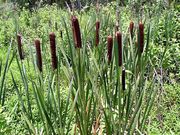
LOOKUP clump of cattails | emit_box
[17,34,24,60]
[122,68,126,90]
[116,32,122,66]
[138,21,144,53]
[129,21,134,38]
[107,35,113,63]
[49,32,58,70]
[35,39,42,72]
[95,21,100,46]
[71,16,82,48]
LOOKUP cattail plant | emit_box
[116,32,122,66]
[71,16,82,48]
[138,21,144,53]
[34,39,42,72]
[17,34,24,60]
[95,21,100,46]
[107,35,113,63]
[49,32,57,70]
[122,68,125,90]
[129,21,134,38]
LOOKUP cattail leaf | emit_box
[0,39,12,105]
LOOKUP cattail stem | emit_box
[139,22,144,53]
[116,32,122,66]
[122,68,125,90]
[115,24,119,33]
[107,35,113,63]
[71,16,82,48]
[35,39,42,72]
[17,34,24,60]
[49,32,57,70]
[95,21,100,46]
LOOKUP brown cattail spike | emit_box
[96,21,100,30]
[71,16,82,48]
[17,34,24,60]
[122,68,126,90]
[139,22,144,53]
[116,32,122,67]
[107,35,113,63]
[35,39,42,72]
[129,21,134,38]
[95,21,100,46]
[49,32,58,70]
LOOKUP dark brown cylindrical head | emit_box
[95,21,100,46]
[35,39,42,72]
[122,68,125,91]
[107,35,113,63]
[139,22,144,53]
[49,32,57,70]
[116,32,122,67]
[96,21,100,30]
[71,16,82,48]
[17,34,24,60]
[129,21,134,38]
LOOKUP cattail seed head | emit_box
[49,32,57,70]
[95,21,100,46]
[139,22,144,53]
[96,21,100,30]
[71,16,82,48]
[107,35,113,63]
[129,21,134,38]
[122,68,126,90]
[17,34,24,60]
[116,32,122,66]
[35,39,42,72]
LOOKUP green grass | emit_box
[148,84,180,134]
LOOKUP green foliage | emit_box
[149,8,180,81]
[148,84,180,134]
[0,107,12,135]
